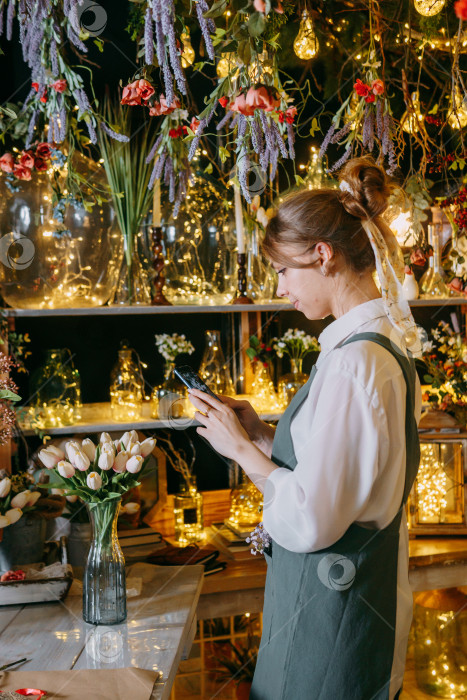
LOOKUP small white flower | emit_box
[98,451,113,471]
[100,432,113,445]
[58,460,76,478]
[126,455,144,474]
[113,450,129,473]
[140,437,156,457]
[86,472,102,490]
[39,445,65,469]
[74,450,90,472]
[81,438,96,462]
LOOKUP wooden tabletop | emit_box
[0,562,204,700]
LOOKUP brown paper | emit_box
[0,667,160,699]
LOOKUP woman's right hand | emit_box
[217,395,275,453]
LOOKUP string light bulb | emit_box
[293,10,319,60]
[413,0,446,16]
[216,52,236,78]
[181,32,195,68]
[401,92,425,134]
[448,88,467,130]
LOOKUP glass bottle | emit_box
[249,361,280,413]
[173,476,204,544]
[228,471,262,529]
[83,499,127,625]
[109,348,143,421]
[278,358,308,408]
[199,330,235,396]
[153,361,188,420]
[246,227,275,302]
[112,236,151,306]
[30,348,80,428]
[421,225,449,298]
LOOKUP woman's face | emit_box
[270,243,334,320]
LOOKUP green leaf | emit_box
[219,146,230,163]
[203,0,229,18]
[204,162,213,174]
[237,40,252,65]
[248,12,266,38]
[450,161,458,171]
[0,389,21,402]
[93,39,104,53]
[309,118,319,137]
[295,175,306,187]
[249,335,259,347]
[423,374,434,383]
[246,348,256,361]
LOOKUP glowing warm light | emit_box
[448,88,467,130]
[216,53,236,78]
[293,10,319,60]
[414,0,446,17]
[401,92,424,134]
[389,211,416,246]
[181,32,195,68]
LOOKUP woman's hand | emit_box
[219,395,276,458]
[188,389,251,461]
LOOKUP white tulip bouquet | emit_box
[0,476,41,531]
[38,430,156,504]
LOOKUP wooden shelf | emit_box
[16,401,284,436]
[408,298,467,306]
[3,302,294,317]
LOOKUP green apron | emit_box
[250,332,420,700]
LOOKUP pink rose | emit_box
[274,1,284,12]
[19,150,35,169]
[51,79,67,93]
[254,0,266,11]
[135,79,155,102]
[228,92,256,116]
[455,0,467,20]
[245,86,281,112]
[121,81,142,106]
[371,79,384,95]
[0,153,14,173]
[448,277,465,293]
[149,95,181,116]
[285,106,297,124]
[13,164,32,181]
[36,142,51,159]
[410,248,427,267]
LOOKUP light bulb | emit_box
[181,32,195,68]
[448,88,467,129]
[414,0,446,16]
[401,92,424,134]
[293,10,319,60]
[216,52,236,78]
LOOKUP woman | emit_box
[188,156,421,700]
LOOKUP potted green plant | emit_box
[213,638,258,700]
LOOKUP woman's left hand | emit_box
[188,389,251,460]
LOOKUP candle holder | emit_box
[151,225,172,306]
[232,253,253,305]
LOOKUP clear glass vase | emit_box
[249,362,280,413]
[109,348,144,421]
[83,499,127,625]
[228,471,262,529]
[421,225,449,299]
[112,237,151,306]
[199,330,235,396]
[246,227,275,302]
[29,348,81,428]
[173,476,204,544]
[278,358,308,407]
[153,360,188,420]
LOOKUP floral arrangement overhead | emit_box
[246,334,275,367]
[155,333,195,363]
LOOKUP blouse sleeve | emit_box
[262,366,391,553]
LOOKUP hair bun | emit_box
[338,155,391,220]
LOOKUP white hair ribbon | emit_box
[340,180,421,357]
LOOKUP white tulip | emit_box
[26,491,41,506]
[5,508,22,525]
[126,455,144,474]
[81,438,96,462]
[66,494,78,503]
[122,502,140,515]
[98,451,113,471]
[114,439,122,453]
[65,441,81,464]
[86,472,102,490]
[126,440,141,456]
[0,514,10,528]
[74,450,90,472]
[51,488,65,496]
[10,491,29,509]
[57,460,76,478]
[120,431,131,449]
[0,477,11,498]
[120,430,138,449]
[100,432,112,444]
[140,437,156,458]
[113,450,129,473]
[39,446,64,469]
[102,441,115,457]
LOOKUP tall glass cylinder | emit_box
[199,330,235,396]
[110,348,143,421]
[421,225,449,298]
[83,499,126,625]
[30,348,81,428]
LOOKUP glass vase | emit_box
[199,330,235,396]
[246,227,275,302]
[154,361,188,420]
[112,237,151,306]
[249,362,280,413]
[29,348,81,428]
[83,499,127,625]
[110,348,143,421]
[228,471,262,529]
[173,476,204,545]
[421,225,449,299]
[278,358,308,408]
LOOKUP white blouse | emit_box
[262,298,422,699]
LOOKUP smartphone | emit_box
[173,365,222,402]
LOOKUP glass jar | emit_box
[0,153,121,309]
[413,588,467,697]
[246,227,275,302]
[112,236,151,306]
[83,499,126,625]
[199,330,235,396]
[173,477,204,545]
[421,226,449,298]
[278,358,308,408]
[110,348,143,421]
[29,348,81,428]
[228,471,262,529]
[249,362,281,413]
[152,361,188,420]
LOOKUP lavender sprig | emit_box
[287,123,295,159]
[330,119,353,144]
[327,146,352,173]
[6,0,14,41]
[144,6,154,66]
[319,122,336,159]
[196,0,215,61]
[100,122,130,143]
[246,522,271,556]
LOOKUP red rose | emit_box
[354,79,370,97]
[169,127,183,138]
[135,79,155,102]
[31,82,39,92]
[219,96,229,108]
[245,85,281,112]
[190,117,200,133]
[365,93,376,103]
[13,163,32,180]
[121,81,142,106]
[0,153,14,173]
[285,106,297,124]
[39,91,48,103]
[455,0,467,20]
[266,346,272,352]
[228,93,255,116]
[34,157,47,171]
[371,79,384,95]
[274,1,284,12]
[51,79,67,93]
[36,142,51,159]
[278,111,285,123]
[149,95,181,116]
[19,150,35,169]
